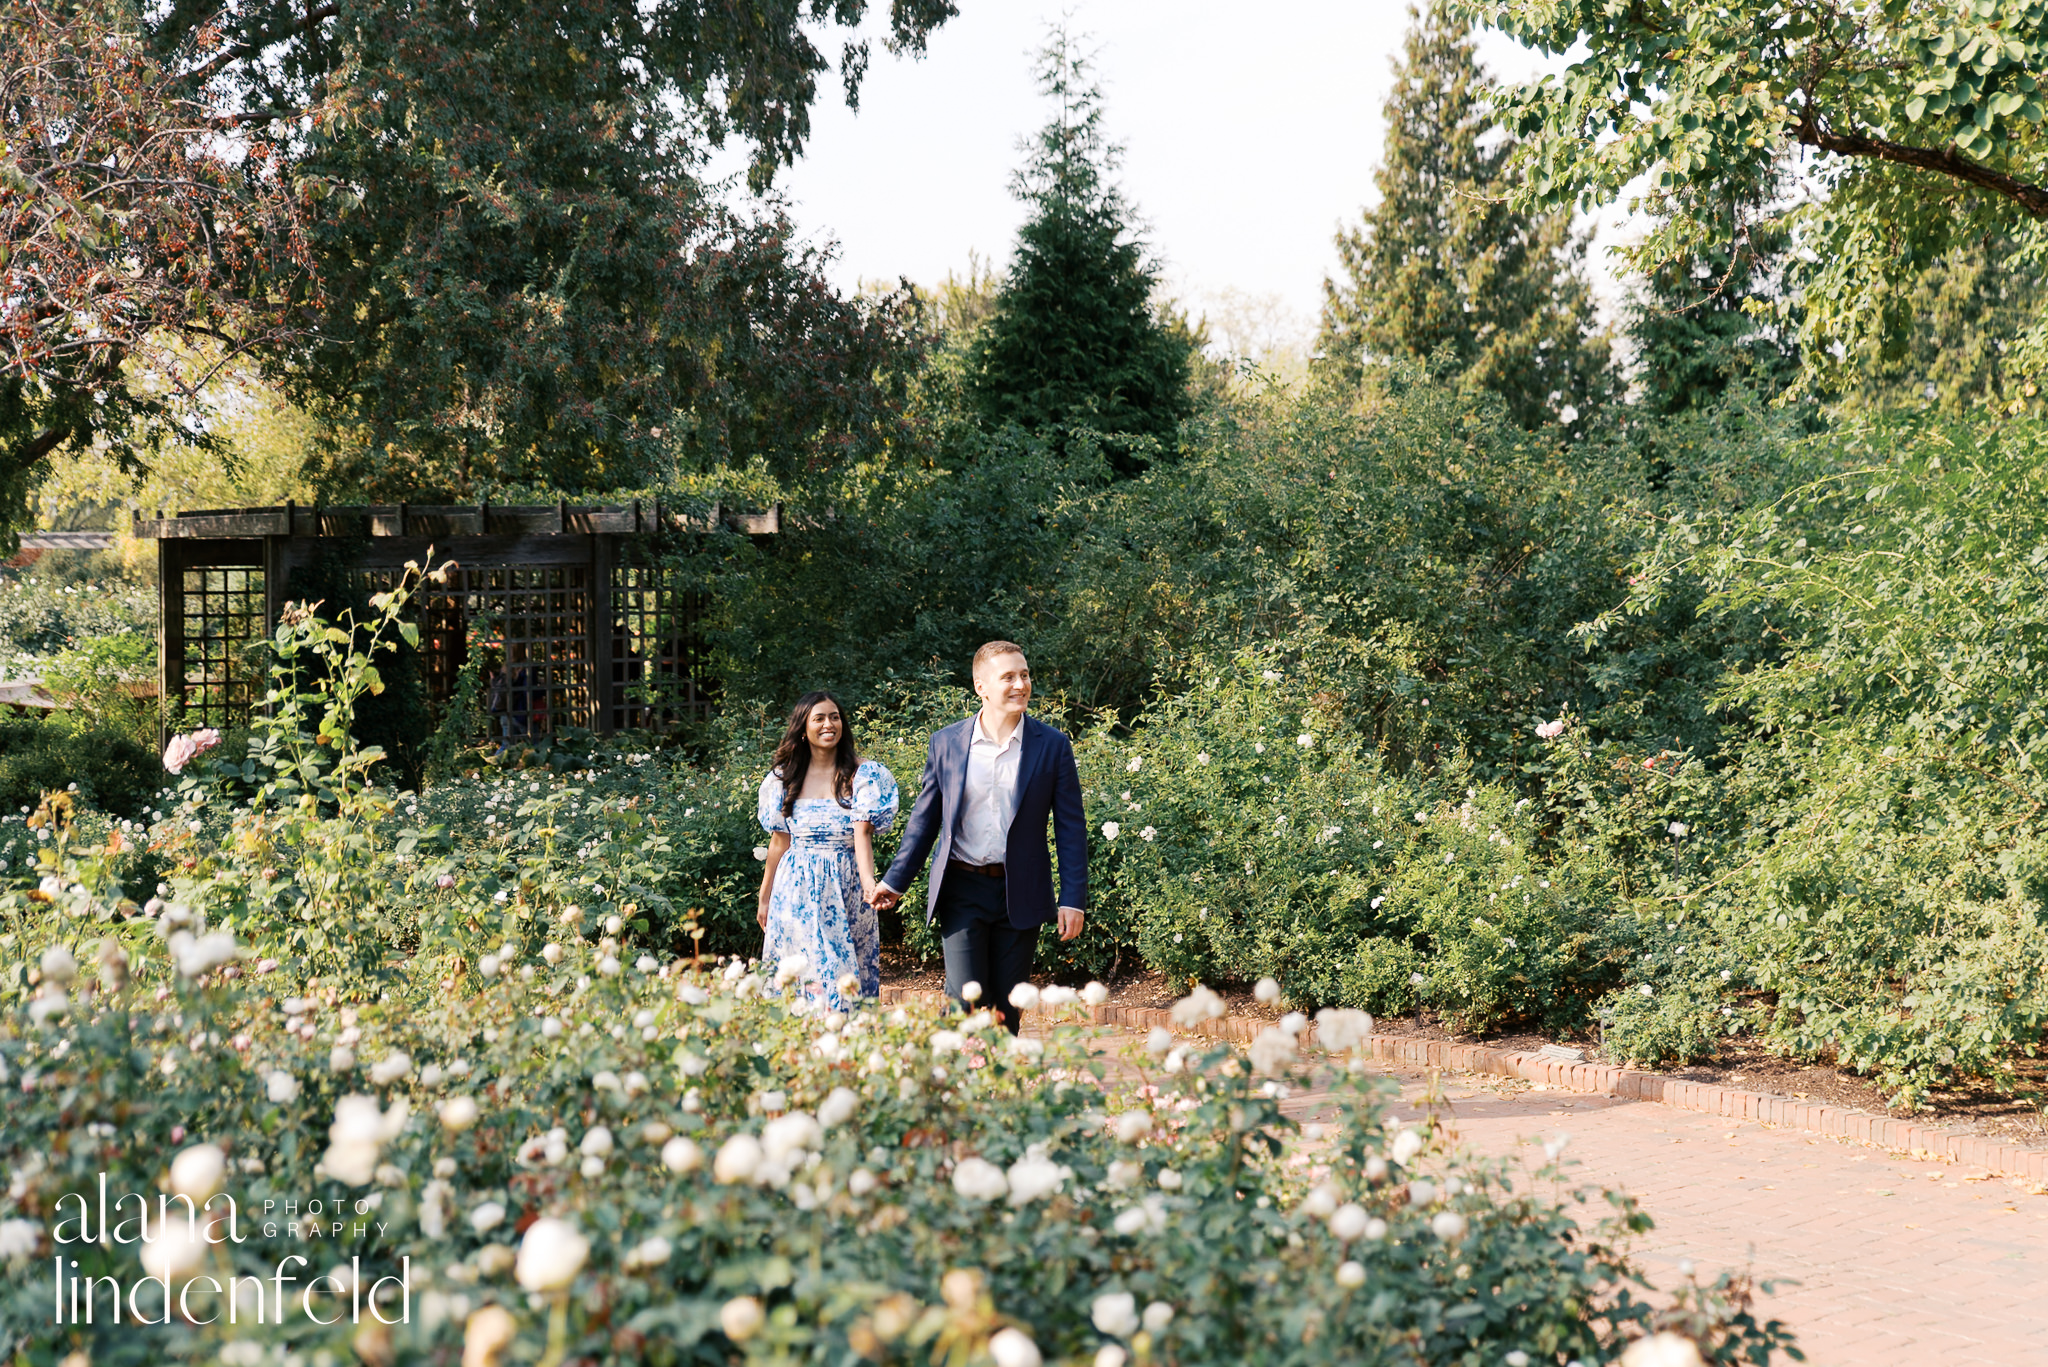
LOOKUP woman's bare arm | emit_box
[756,831,792,928]
[853,821,878,903]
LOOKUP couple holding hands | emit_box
[753,641,1088,1032]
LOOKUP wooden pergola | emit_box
[134,501,779,738]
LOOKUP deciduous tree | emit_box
[0,1,318,530]
[1453,0,2048,393]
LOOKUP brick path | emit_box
[885,986,2048,1362]
[1281,1063,2048,1367]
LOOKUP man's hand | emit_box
[870,883,901,911]
[1057,906,1084,941]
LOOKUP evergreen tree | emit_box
[1318,6,1611,429]
[970,28,1193,478]
[1624,213,1800,416]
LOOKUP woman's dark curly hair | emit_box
[770,690,859,818]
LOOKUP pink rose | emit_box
[1534,719,1566,740]
[162,728,221,775]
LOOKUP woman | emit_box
[756,691,898,1011]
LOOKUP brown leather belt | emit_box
[947,859,1006,878]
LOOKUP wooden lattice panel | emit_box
[611,555,716,728]
[463,564,591,735]
[177,564,265,729]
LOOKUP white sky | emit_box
[713,1,1604,352]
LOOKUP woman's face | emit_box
[806,701,843,750]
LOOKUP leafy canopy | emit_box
[0,2,317,529]
[1450,0,2048,392]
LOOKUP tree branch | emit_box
[1797,119,2048,218]
[184,3,339,86]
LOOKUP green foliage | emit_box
[1317,6,1612,431]
[0,718,158,822]
[1454,0,2048,391]
[1081,658,1622,1035]
[0,574,153,676]
[1586,413,2048,1102]
[0,616,1802,1367]
[1599,977,1734,1071]
[969,27,1195,478]
[280,548,433,785]
[1829,237,2047,415]
[38,632,156,743]
[1623,214,1800,419]
[110,0,956,496]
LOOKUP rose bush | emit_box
[0,913,1794,1366]
[0,580,1797,1364]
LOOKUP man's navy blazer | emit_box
[880,714,1088,929]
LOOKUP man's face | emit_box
[975,652,1031,720]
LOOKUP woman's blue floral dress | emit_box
[757,758,899,1012]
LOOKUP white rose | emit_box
[168,1143,226,1202]
[265,1070,300,1104]
[469,1201,506,1233]
[1008,982,1040,1010]
[713,1135,764,1185]
[622,1235,672,1271]
[139,1217,208,1280]
[763,1112,823,1166]
[1298,1183,1339,1219]
[1431,1211,1467,1239]
[1091,1291,1139,1338]
[1006,1154,1072,1206]
[1081,982,1109,1006]
[1143,1301,1174,1333]
[514,1217,589,1293]
[1391,1128,1425,1164]
[661,1136,703,1173]
[439,1096,480,1131]
[1112,1111,1151,1144]
[1619,1332,1708,1367]
[1335,1260,1366,1289]
[1328,1203,1369,1242]
[419,1179,453,1240]
[951,1157,1009,1202]
[369,1051,413,1086]
[989,1327,1043,1367]
[818,1087,859,1129]
[38,945,78,984]
[721,1295,765,1341]
[580,1126,614,1158]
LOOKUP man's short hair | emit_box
[973,640,1027,674]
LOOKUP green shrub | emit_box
[0,588,1798,1366]
[1600,978,1736,1068]
[0,718,159,821]
[1082,653,1629,1034]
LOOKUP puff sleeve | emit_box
[851,760,900,833]
[757,770,791,834]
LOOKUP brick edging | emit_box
[875,986,2048,1183]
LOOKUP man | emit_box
[871,641,1087,1030]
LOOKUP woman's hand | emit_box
[860,876,878,907]
[756,901,769,929]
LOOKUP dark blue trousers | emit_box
[936,869,1036,1035]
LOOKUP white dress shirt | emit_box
[953,710,1021,865]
